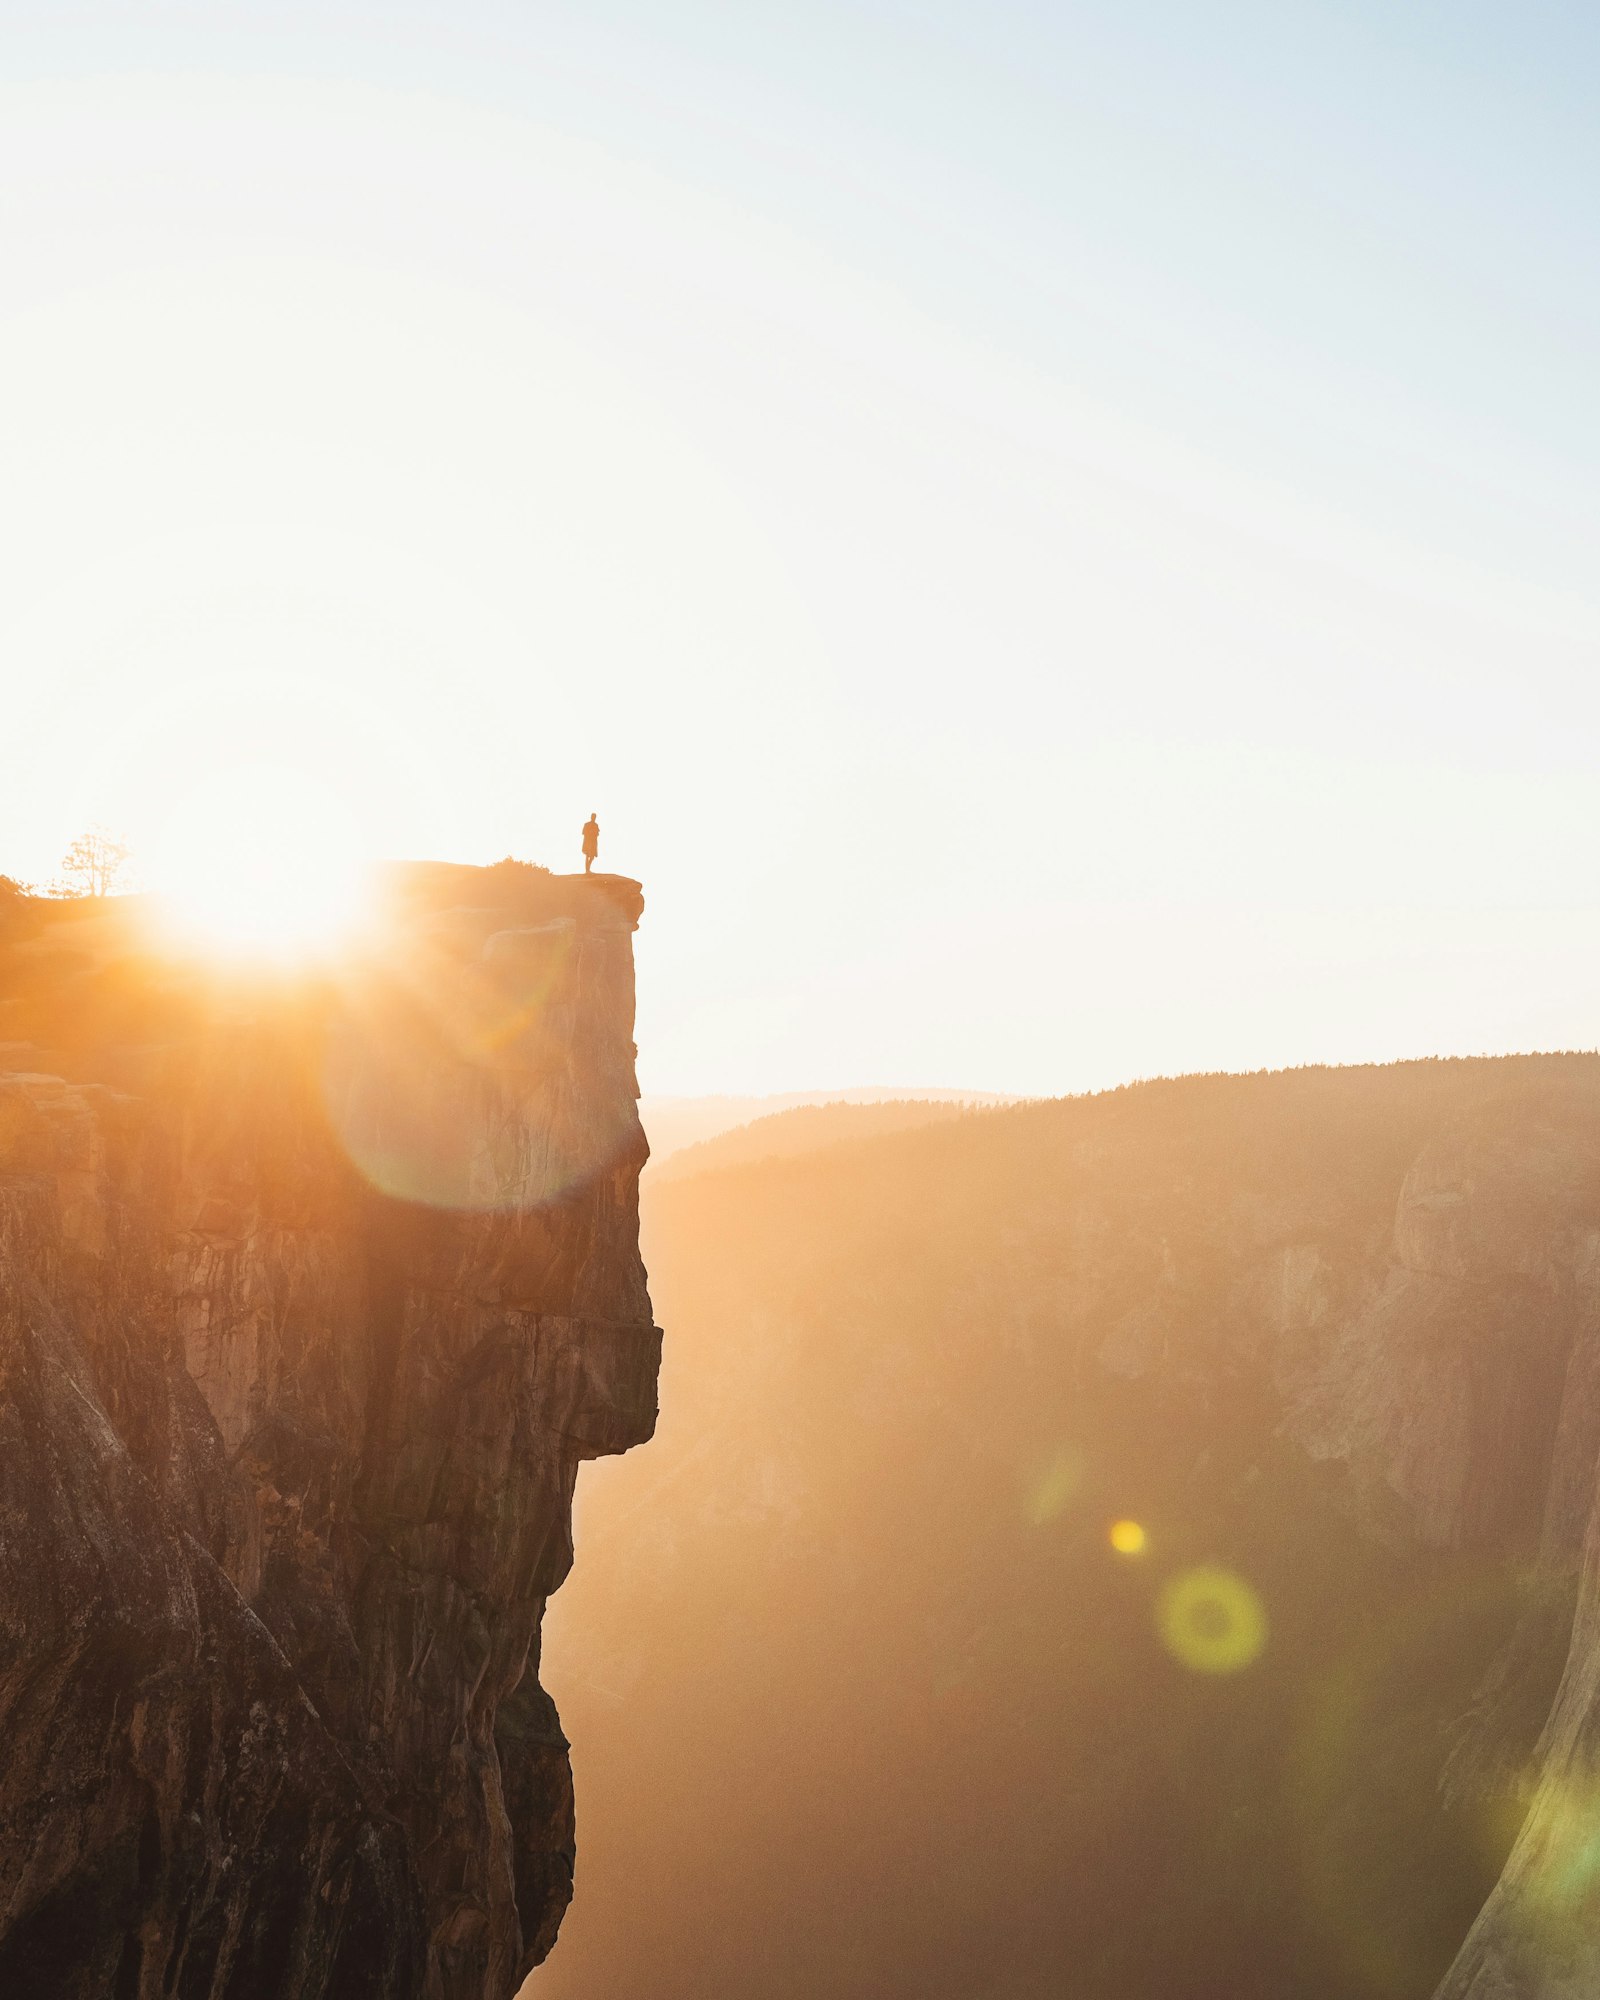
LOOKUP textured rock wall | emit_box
[1065,1077,1600,1997]
[0,866,659,2000]
[1071,1080,1600,1998]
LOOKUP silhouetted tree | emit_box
[57,827,131,899]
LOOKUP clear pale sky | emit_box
[4,3,1599,1097]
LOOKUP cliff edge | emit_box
[0,864,660,1999]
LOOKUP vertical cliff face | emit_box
[0,865,660,2000]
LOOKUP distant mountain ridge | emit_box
[639,1086,1019,1166]
[650,1097,1007,1184]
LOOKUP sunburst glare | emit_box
[146,764,372,961]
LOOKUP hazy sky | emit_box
[4,3,1599,1096]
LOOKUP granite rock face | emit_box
[1072,1077,1600,1999]
[0,865,660,1999]
[1058,1077,1600,1997]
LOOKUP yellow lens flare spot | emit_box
[1027,1446,1085,1525]
[1109,1519,1147,1556]
[1157,1565,1268,1674]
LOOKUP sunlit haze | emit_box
[7,18,1600,1999]
[4,5,1598,1094]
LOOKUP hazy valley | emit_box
[543,1060,1600,2000]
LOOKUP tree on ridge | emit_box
[56,827,133,899]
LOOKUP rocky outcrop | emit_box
[0,865,660,1999]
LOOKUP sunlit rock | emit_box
[0,864,659,1999]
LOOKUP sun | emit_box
[146,764,373,962]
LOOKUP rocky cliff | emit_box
[0,864,660,2000]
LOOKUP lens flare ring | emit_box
[1157,1564,1269,1674]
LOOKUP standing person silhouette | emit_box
[582,813,600,874]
